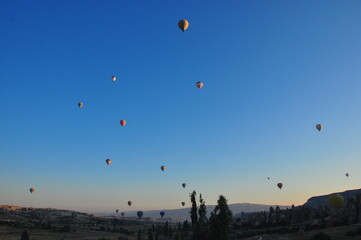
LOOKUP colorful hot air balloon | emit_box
[137,211,143,218]
[181,202,185,206]
[120,120,126,126]
[161,166,166,172]
[346,173,349,177]
[182,183,186,188]
[328,194,344,208]
[277,183,283,189]
[29,188,35,194]
[106,159,112,166]
[111,76,117,82]
[316,124,323,132]
[178,19,189,32]
[128,201,132,207]
[160,211,165,218]
[78,102,83,108]
[121,212,125,217]
[196,81,204,89]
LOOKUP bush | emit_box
[310,232,332,240]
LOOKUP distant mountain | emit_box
[302,188,361,208]
[95,203,290,220]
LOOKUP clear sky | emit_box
[1,0,361,213]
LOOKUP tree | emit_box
[189,191,199,240]
[198,194,208,239]
[209,195,233,240]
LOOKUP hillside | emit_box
[302,188,361,208]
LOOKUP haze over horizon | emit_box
[1,0,361,213]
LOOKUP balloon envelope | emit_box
[178,19,189,32]
[106,159,112,165]
[121,212,124,217]
[111,76,116,82]
[78,102,83,108]
[196,81,204,89]
[161,166,166,171]
[181,202,185,206]
[316,124,323,131]
[29,188,35,193]
[137,211,143,218]
[160,211,165,218]
[328,194,344,208]
[346,173,349,177]
[128,201,132,207]
[277,183,283,189]
[120,120,126,126]
[182,183,186,188]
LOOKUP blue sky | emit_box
[1,0,361,213]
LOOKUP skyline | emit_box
[1,0,361,213]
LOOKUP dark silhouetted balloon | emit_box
[106,159,112,166]
[137,211,143,218]
[316,124,323,132]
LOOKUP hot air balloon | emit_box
[121,212,124,217]
[106,159,112,166]
[267,177,270,180]
[137,211,143,218]
[160,211,165,218]
[120,120,126,126]
[196,81,204,89]
[178,19,189,32]
[277,183,283,189]
[128,201,132,207]
[346,173,349,177]
[78,102,83,108]
[111,76,117,82]
[328,194,344,208]
[316,124,323,132]
[181,202,185,206]
[161,166,166,172]
[29,188,35,194]
[116,209,119,214]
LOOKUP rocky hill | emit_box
[302,188,361,208]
